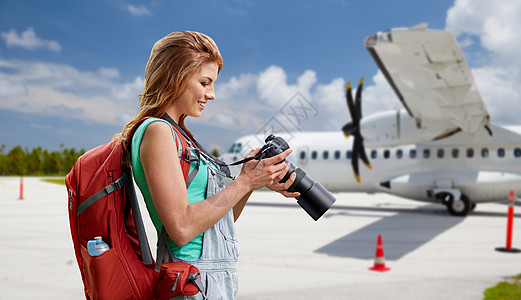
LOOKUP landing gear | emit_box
[446,194,471,216]
[434,192,472,216]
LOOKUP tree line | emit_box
[0,144,85,176]
[0,144,222,176]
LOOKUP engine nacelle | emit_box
[360,109,459,148]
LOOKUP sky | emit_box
[1,0,520,153]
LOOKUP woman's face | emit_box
[175,62,219,118]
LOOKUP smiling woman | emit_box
[112,31,298,300]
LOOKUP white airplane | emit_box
[221,24,521,216]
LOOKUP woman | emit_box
[114,31,299,299]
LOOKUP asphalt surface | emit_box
[0,176,520,299]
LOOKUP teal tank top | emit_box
[131,118,208,261]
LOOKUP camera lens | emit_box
[284,164,336,220]
[262,135,336,220]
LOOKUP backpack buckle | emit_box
[113,173,127,190]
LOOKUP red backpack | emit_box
[66,118,203,300]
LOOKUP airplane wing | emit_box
[365,23,489,135]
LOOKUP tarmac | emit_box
[1,176,520,299]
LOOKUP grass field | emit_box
[40,178,65,185]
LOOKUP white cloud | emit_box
[0,59,141,125]
[0,78,27,97]
[98,67,120,78]
[446,0,521,64]
[111,76,143,102]
[211,112,239,127]
[257,66,315,107]
[362,71,401,116]
[127,5,152,16]
[206,66,348,133]
[1,27,61,52]
[472,66,521,125]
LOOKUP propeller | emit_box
[342,78,372,183]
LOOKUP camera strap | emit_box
[161,113,234,178]
[228,147,271,168]
[161,113,268,170]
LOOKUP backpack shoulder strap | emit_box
[130,117,191,182]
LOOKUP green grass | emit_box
[40,178,65,185]
[484,274,521,300]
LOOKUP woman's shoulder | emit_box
[139,118,174,141]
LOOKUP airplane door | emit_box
[296,146,309,166]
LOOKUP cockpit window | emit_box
[228,143,236,153]
[236,143,242,153]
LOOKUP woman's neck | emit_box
[164,107,181,124]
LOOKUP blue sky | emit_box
[1,0,520,152]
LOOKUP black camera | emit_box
[257,134,336,221]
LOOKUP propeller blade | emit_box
[352,138,361,183]
[345,82,358,123]
[355,77,364,119]
[358,138,372,170]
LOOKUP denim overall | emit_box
[172,155,240,300]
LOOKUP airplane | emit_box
[220,23,521,216]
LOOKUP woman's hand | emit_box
[266,166,301,198]
[236,147,294,192]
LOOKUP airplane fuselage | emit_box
[222,125,521,214]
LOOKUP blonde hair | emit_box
[114,31,223,166]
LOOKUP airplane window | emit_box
[299,151,306,160]
[409,149,416,159]
[311,151,317,160]
[371,150,377,159]
[482,148,489,158]
[423,149,430,159]
[236,143,242,153]
[334,150,340,159]
[437,149,444,159]
[466,148,474,158]
[396,149,403,159]
[384,149,390,159]
[228,143,236,153]
[346,151,352,159]
[323,151,329,160]
[452,148,459,158]
[515,148,521,158]
[498,148,505,158]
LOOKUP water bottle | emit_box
[87,236,110,256]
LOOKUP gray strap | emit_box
[184,147,200,189]
[155,227,173,272]
[172,128,183,159]
[187,273,208,300]
[127,168,154,265]
[76,173,127,216]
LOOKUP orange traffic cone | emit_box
[369,235,391,272]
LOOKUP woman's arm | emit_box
[232,191,252,222]
[140,122,292,245]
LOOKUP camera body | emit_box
[259,134,336,220]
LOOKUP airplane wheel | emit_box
[446,194,471,216]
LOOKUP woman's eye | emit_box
[201,82,209,87]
